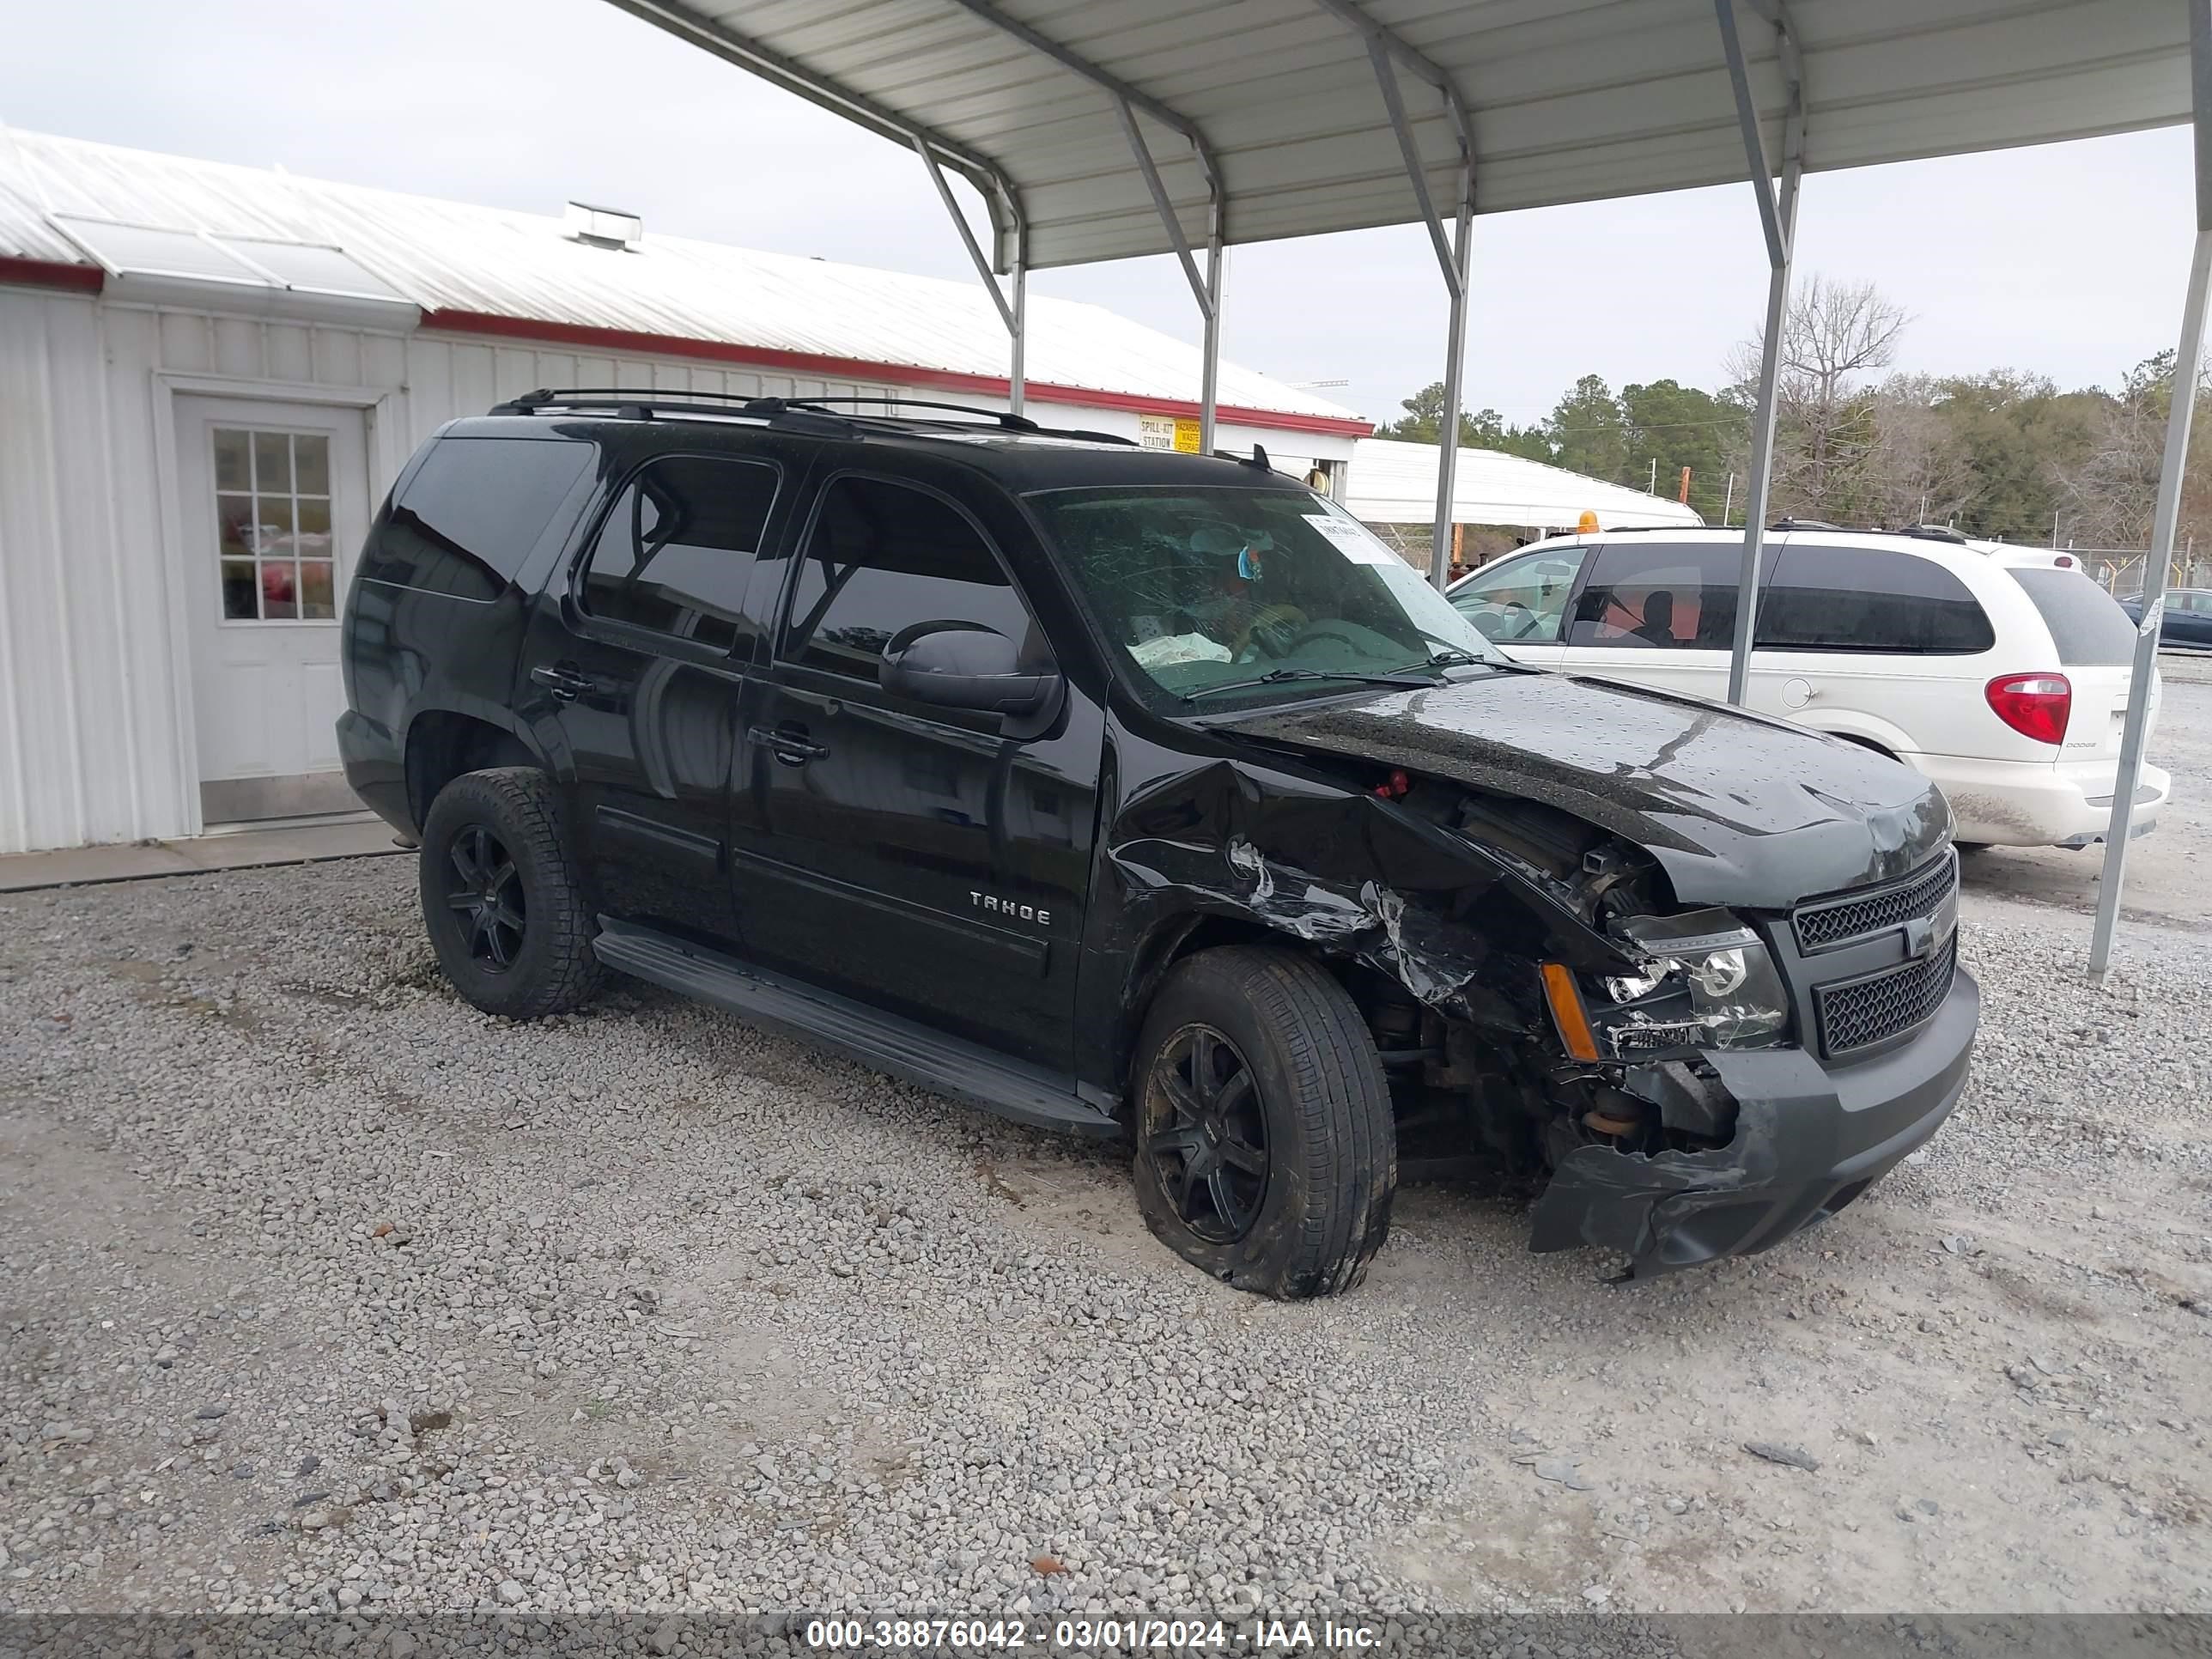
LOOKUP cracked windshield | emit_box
[1029,485,1502,708]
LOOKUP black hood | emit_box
[1234,671,1951,909]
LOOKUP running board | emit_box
[592,918,1121,1139]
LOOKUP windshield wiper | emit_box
[1412,644,1540,674]
[1182,667,1439,703]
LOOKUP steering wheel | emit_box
[1235,605,1311,659]
[1498,601,1540,640]
[1277,623,1364,656]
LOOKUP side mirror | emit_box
[879,621,1060,717]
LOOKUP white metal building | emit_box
[0,127,1370,855]
[1344,437,1705,536]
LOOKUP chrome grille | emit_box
[1794,853,1958,954]
[1816,937,1957,1055]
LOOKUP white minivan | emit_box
[1447,526,2168,848]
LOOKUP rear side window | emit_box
[360,437,592,601]
[1759,544,1993,654]
[1568,539,1744,649]
[2008,568,2140,665]
[781,476,1042,684]
[578,456,779,652]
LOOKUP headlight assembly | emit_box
[1574,908,1792,1055]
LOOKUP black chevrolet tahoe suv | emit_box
[339,391,1978,1298]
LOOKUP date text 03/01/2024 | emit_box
[804,1618,1382,1650]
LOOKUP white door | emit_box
[177,396,369,823]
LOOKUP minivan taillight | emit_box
[1985,672,2071,744]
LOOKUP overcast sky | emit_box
[3,0,2198,427]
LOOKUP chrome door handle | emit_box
[530,664,592,702]
[749,725,830,765]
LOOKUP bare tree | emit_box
[1727,275,1911,521]
[1858,374,1979,528]
[2050,352,2210,552]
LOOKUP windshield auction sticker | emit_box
[1303,514,1395,565]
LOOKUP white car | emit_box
[1447,525,2167,849]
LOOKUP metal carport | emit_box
[599,0,2205,974]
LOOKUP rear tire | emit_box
[419,767,604,1019]
[1131,945,1396,1298]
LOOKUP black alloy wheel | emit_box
[417,767,603,1020]
[440,823,526,971]
[1129,945,1395,1297]
[1144,1024,1271,1243]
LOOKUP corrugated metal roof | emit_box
[602,0,2192,270]
[1346,437,1706,530]
[0,127,1362,424]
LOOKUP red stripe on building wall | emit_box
[0,256,104,295]
[418,307,1373,438]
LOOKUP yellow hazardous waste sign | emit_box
[1138,414,1202,453]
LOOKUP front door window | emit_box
[214,428,335,620]
[1450,550,1589,643]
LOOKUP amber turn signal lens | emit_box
[1540,962,1601,1062]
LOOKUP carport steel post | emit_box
[1316,0,1477,590]
[1717,0,1804,708]
[2090,0,2212,981]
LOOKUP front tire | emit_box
[1132,946,1396,1298]
[419,767,603,1020]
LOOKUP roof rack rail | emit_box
[486,387,849,430]
[1768,517,1839,531]
[490,386,767,416]
[488,387,1142,447]
[753,394,1040,432]
[764,395,1140,447]
[1895,523,1970,544]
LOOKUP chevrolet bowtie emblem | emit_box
[1905,887,1960,958]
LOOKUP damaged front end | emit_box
[1101,725,1976,1280]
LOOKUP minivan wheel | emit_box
[1132,946,1395,1298]
[419,767,603,1020]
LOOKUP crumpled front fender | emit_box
[1103,759,1631,1031]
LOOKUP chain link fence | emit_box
[2074,550,2212,599]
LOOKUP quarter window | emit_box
[215,427,334,621]
[362,436,592,602]
[580,456,780,652]
[1569,539,1746,650]
[782,477,1041,684]
[2005,567,2133,665]
[1760,545,1995,654]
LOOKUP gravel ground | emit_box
[3,854,2209,1625]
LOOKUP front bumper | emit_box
[1528,965,1978,1277]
